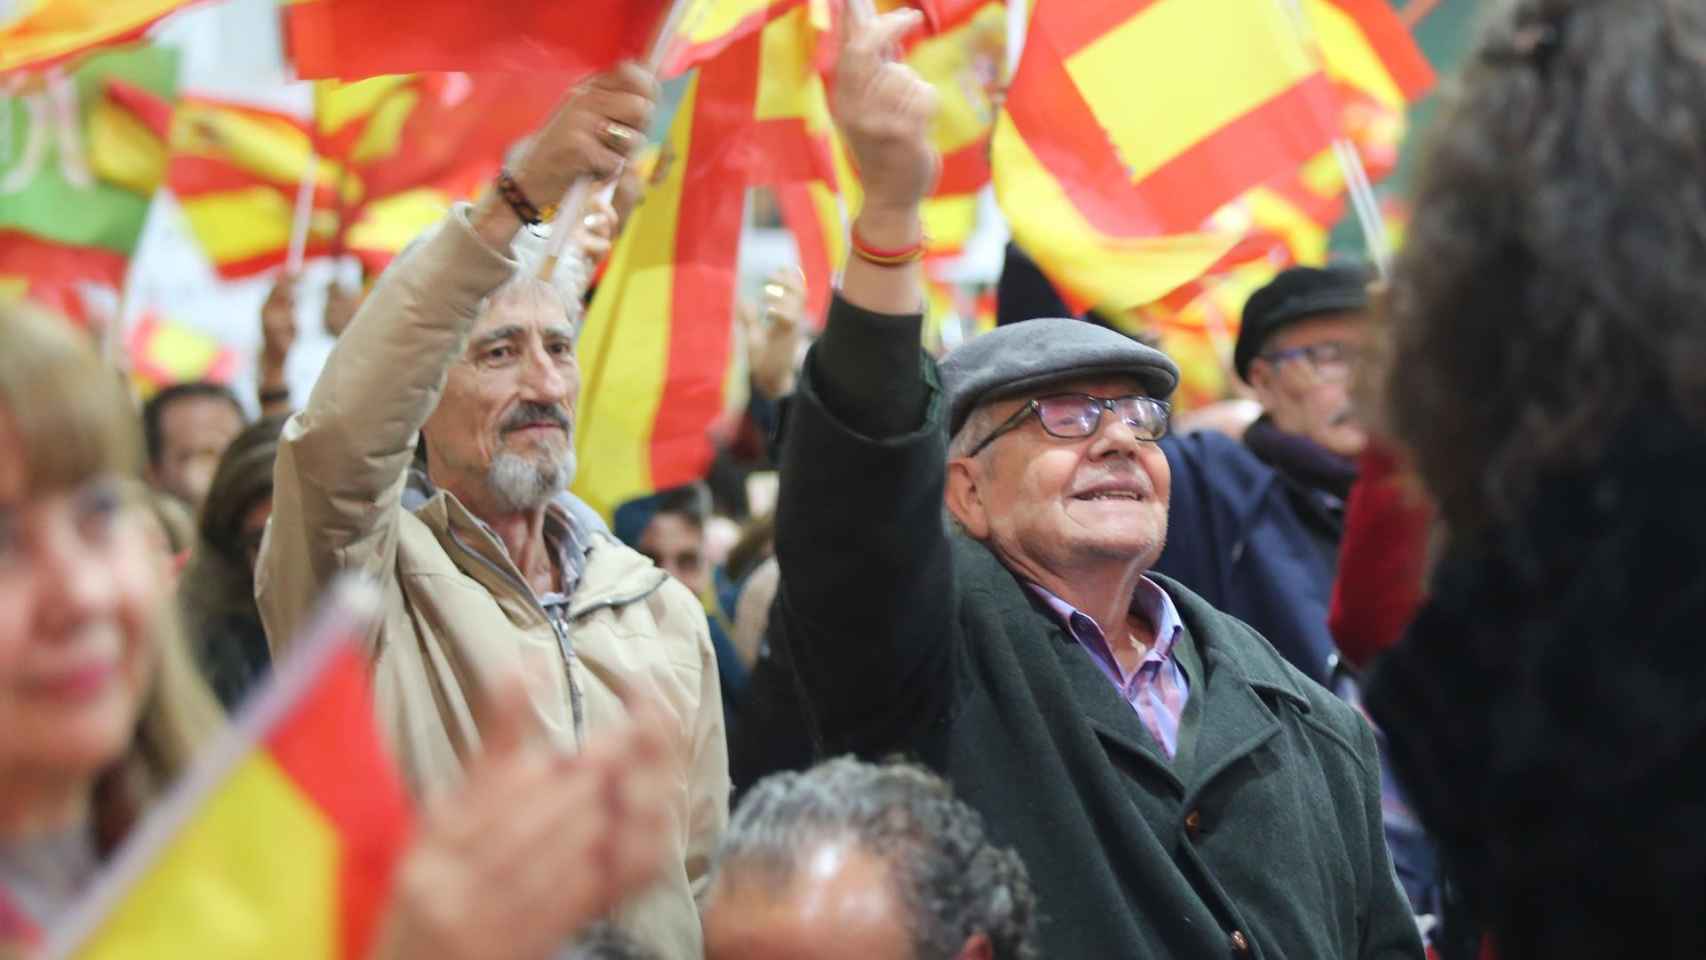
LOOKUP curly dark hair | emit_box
[713,756,1038,960]
[1382,0,1706,537]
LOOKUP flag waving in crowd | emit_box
[48,580,411,959]
[0,44,177,323]
[28,4,1674,960]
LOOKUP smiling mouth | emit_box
[1074,490,1144,502]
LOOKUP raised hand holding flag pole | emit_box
[537,0,702,281]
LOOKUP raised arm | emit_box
[257,67,657,652]
[772,6,955,754]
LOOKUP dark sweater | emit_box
[1367,411,1706,960]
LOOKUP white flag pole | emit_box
[1006,0,1028,77]
[1272,0,1392,276]
[284,154,318,275]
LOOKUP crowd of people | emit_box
[4,0,1705,957]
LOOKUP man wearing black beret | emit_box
[1155,263,1370,691]
[763,6,1424,958]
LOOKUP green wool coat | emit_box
[771,311,1423,959]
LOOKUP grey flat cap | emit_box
[940,318,1180,436]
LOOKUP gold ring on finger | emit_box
[602,121,636,151]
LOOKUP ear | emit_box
[954,932,994,960]
[944,457,992,540]
[1244,357,1282,409]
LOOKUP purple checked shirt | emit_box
[1030,577,1191,759]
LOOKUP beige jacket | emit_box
[256,205,728,959]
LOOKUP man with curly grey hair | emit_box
[701,757,1037,960]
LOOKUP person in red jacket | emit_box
[1328,441,1434,672]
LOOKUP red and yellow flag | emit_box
[0,0,202,74]
[125,311,241,398]
[1165,0,1435,278]
[572,34,764,520]
[904,1,1003,258]
[993,0,1344,312]
[311,72,563,272]
[166,97,353,278]
[664,0,804,75]
[740,5,853,324]
[53,581,411,959]
[774,180,845,328]
[283,0,674,80]
[1308,0,1434,110]
[313,72,562,201]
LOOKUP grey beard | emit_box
[486,447,577,513]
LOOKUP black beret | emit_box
[1234,264,1370,382]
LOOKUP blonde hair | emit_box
[0,304,222,851]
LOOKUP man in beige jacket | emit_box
[256,64,728,958]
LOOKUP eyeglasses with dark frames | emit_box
[964,393,1171,458]
[1258,341,1362,385]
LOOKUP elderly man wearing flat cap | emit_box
[764,7,1424,960]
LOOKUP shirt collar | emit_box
[540,500,591,601]
[1027,576,1185,662]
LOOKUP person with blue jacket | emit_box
[1156,264,1370,689]
[1156,267,1446,921]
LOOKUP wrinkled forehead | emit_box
[1262,310,1368,350]
[472,277,579,338]
[987,372,1151,412]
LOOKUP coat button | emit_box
[1184,809,1202,838]
[1230,930,1250,954]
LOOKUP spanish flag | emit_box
[1173,0,1435,277]
[916,0,996,32]
[572,34,763,520]
[125,311,241,398]
[313,73,560,201]
[312,73,562,272]
[49,579,411,959]
[664,0,803,75]
[166,97,354,278]
[1307,0,1433,110]
[904,3,1002,193]
[283,0,674,80]
[774,180,845,328]
[994,0,1342,312]
[904,1,1003,258]
[744,5,852,326]
[0,0,202,74]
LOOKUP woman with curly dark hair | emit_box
[1363,2,1706,958]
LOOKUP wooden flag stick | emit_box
[537,0,701,280]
